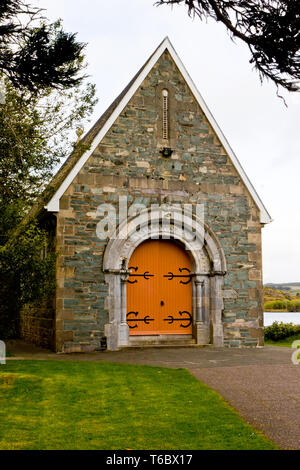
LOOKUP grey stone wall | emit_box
[55,50,264,352]
[19,215,57,350]
[20,298,55,349]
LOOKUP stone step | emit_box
[125,334,212,348]
[128,335,194,345]
[128,340,196,345]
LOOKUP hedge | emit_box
[264,300,300,312]
[264,321,300,341]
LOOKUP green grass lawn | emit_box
[265,333,300,347]
[0,360,277,450]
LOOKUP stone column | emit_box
[193,275,210,345]
[195,279,204,322]
[210,273,224,347]
[118,270,130,347]
[104,269,130,350]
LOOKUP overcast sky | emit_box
[34,0,300,284]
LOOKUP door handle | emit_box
[160,300,164,306]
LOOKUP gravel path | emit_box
[191,363,300,450]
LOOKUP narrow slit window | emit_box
[162,89,168,140]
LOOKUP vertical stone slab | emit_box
[193,275,210,344]
[210,275,224,347]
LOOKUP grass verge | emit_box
[0,360,277,450]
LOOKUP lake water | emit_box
[264,312,300,327]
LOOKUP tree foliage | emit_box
[264,322,300,341]
[0,77,97,245]
[156,0,300,92]
[0,2,98,338]
[0,222,57,338]
[0,76,97,338]
[0,0,87,93]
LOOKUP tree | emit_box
[0,1,98,243]
[0,0,86,93]
[0,78,97,338]
[0,2,97,244]
[156,0,300,93]
[0,77,97,245]
[0,2,98,338]
[0,72,97,340]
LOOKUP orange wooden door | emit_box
[127,240,193,335]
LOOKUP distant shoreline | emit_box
[264,310,289,313]
[264,308,300,313]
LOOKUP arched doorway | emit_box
[127,239,193,336]
[103,205,227,350]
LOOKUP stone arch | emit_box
[103,205,226,350]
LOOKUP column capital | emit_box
[120,270,130,282]
[210,270,227,277]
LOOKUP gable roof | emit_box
[45,37,272,224]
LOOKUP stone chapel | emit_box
[20,37,272,352]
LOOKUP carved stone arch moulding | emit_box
[103,205,226,350]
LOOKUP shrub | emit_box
[264,300,300,312]
[0,222,56,339]
[264,300,286,310]
[287,300,300,312]
[264,321,300,341]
